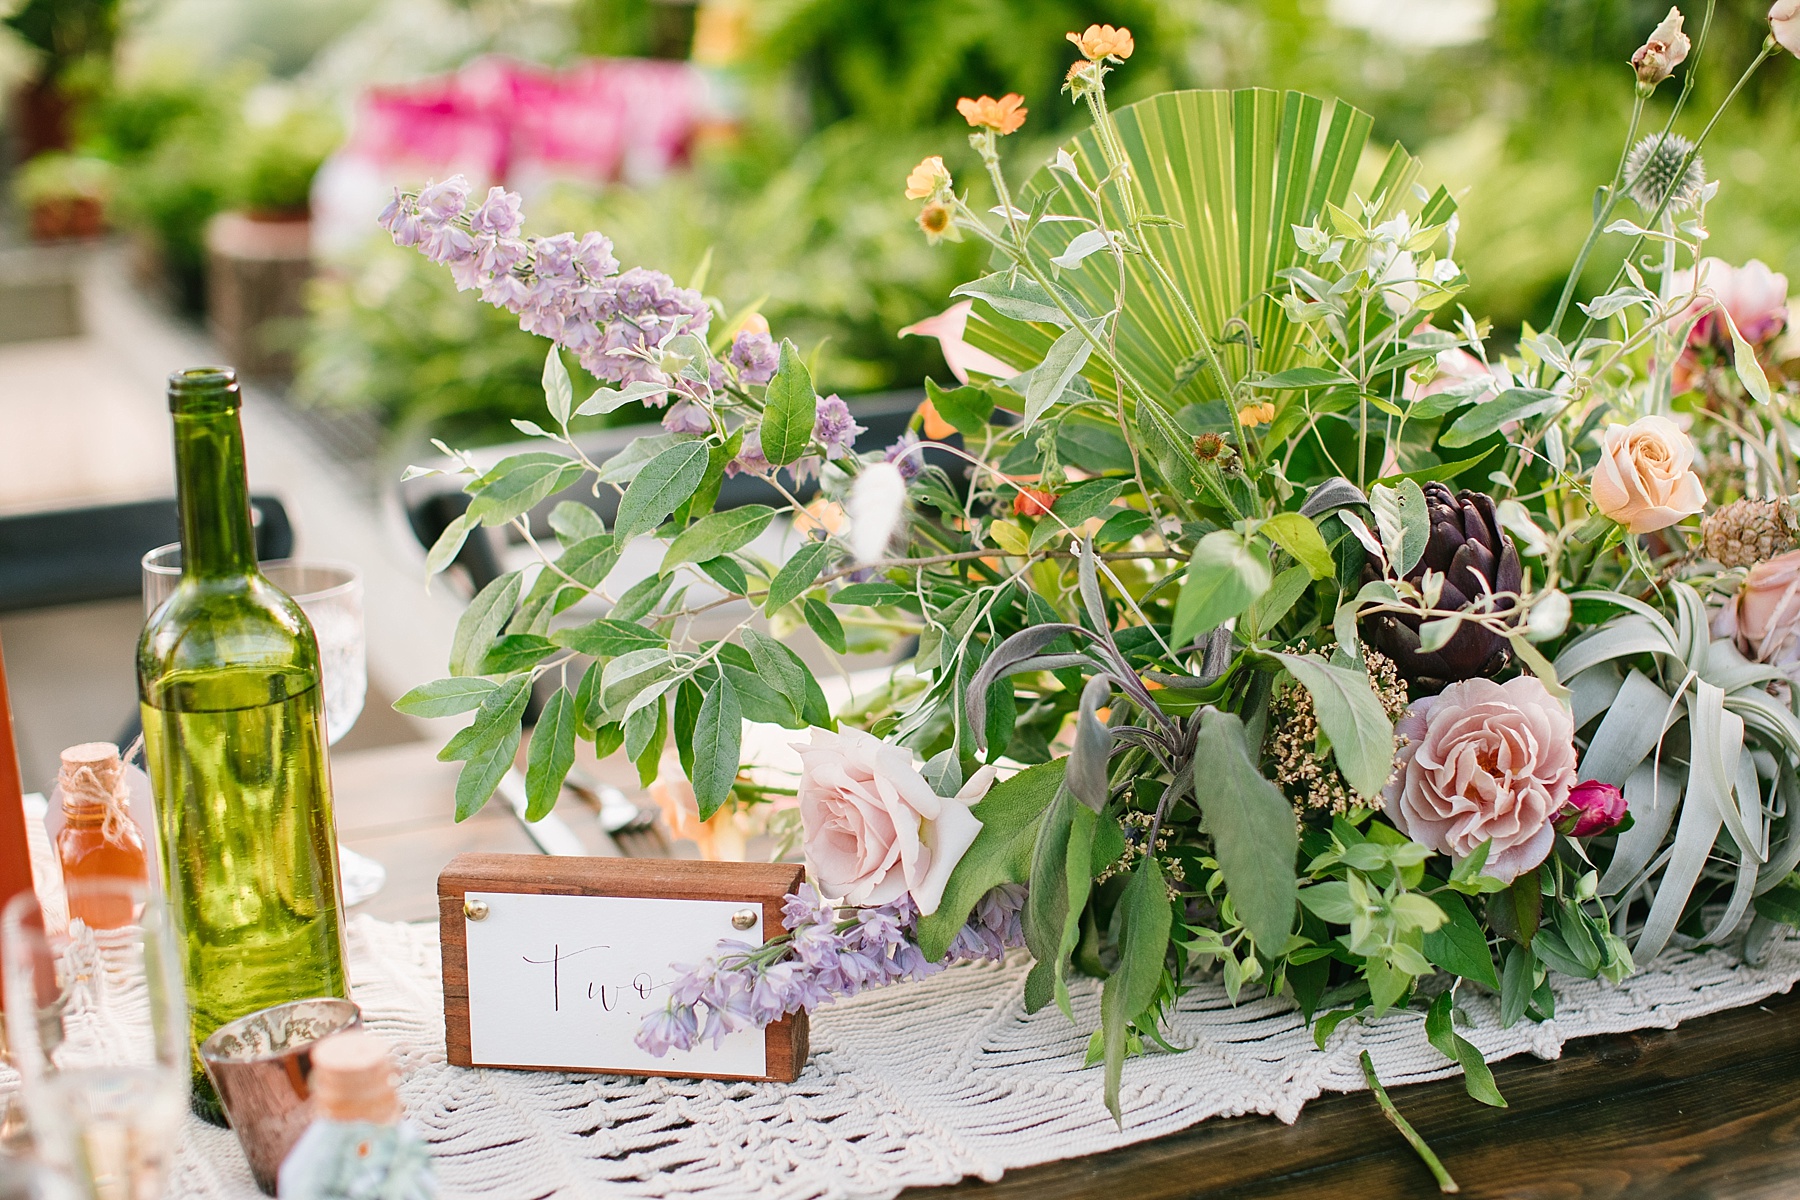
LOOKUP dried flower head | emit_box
[956,93,1028,135]
[1268,648,1410,818]
[1631,7,1691,88]
[1193,432,1226,461]
[905,155,952,201]
[1624,133,1706,214]
[1068,23,1134,62]
[1703,497,1797,567]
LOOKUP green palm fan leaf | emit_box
[962,87,1455,408]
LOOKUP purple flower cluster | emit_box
[813,395,865,461]
[635,882,1027,1057]
[885,432,927,480]
[728,330,779,385]
[380,176,712,402]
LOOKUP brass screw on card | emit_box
[464,897,490,921]
[731,908,758,931]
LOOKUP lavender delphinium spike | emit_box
[634,883,1029,1057]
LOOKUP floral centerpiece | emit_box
[385,2,1800,1166]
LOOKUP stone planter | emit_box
[205,212,312,381]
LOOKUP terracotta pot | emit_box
[27,196,104,242]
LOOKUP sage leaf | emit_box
[438,675,530,762]
[915,758,1068,960]
[394,677,497,719]
[1195,710,1298,949]
[449,570,521,677]
[691,676,743,820]
[764,540,833,612]
[465,452,583,526]
[1273,652,1395,800]
[1101,856,1174,1124]
[1439,388,1559,448]
[760,339,816,466]
[952,271,1067,325]
[1258,512,1334,579]
[1024,327,1093,430]
[541,346,572,425]
[425,511,477,577]
[551,618,667,658]
[662,505,775,572]
[524,687,576,821]
[614,440,710,541]
[455,724,520,821]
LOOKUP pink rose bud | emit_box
[1556,780,1628,838]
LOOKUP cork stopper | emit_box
[58,743,124,821]
[309,1031,402,1123]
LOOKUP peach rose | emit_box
[1384,676,1576,883]
[796,728,991,915]
[1591,415,1707,534]
[1674,257,1791,349]
[1716,548,1800,677]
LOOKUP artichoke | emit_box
[1361,483,1523,692]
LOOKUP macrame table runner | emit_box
[4,912,1773,1200]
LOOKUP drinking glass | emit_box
[2,880,189,1200]
[142,548,366,744]
[140,546,384,906]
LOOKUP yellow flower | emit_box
[1237,401,1276,427]
[956,93,1028,135]
[904,155,952,201]
[1067,23,1134,62]
[917,201,956,243]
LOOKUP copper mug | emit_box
[199,998,363,1195]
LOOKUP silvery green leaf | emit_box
[394,676,498,719]
[1704,638,1790,694]
[1051,229,1110,270]
[542,346,573,425]
[1569,660,1623,729]
[1334,509,1386,566]
[951,271,1069,326]
[1564,590,1680,647]
[512,419,552,438]
[401,463,444,481]
[613,440,710,541]
[1292,224,1330,255]
[1579,668,1682,789]
[1023,327,1093,430]
[1719,303,1774,404]
[1634,757,1725,964]
[1553,615,1677,680]
[921,748,962,798]
[425,511,477,578]
[1693,682,1762,862]
[1417,616,1460,653]
[600,648,679,715]
[1495,499,1551,558]
[761,339,817,465]
[1195,711,1298,950]
[1272,653,1395,800]
[465,452,584,526]
[449,570,521,677]
[1419,568,1444,609]
[1299,476,1366,518]
[1068,675,1114,812]
[1526,590,1570,641]
[1333,580,1399,664]
[1171,530,1270,648]
[575,379,673,417]
[690,675,742,821]
[594,433,688,484]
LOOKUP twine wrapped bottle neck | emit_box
[58,743,133,846]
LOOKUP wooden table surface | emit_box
[330,741,1800,1200]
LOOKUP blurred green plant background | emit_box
[11,0,1797,449]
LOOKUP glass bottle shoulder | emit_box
[138,573,322,706]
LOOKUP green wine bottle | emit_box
[137,367,348,1123]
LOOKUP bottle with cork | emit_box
[54,742,150,929]
[277,1031,435,1200]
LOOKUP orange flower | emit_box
[740,312,770,336]
[917,397,956,440]
[1067,24,1134,62]
[904,155,952,201]
[956,93,1028,135]
[917,201,955,243]
[1237,401,1276,427]
[1014,487,1057,517]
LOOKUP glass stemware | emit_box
[2,880,189,1200]
[140,546,384,907]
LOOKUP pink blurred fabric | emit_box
[350,56,704,187]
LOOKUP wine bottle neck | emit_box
[168,369,258,579]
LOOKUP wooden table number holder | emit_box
[439,853,809,1083]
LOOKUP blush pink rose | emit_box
[1715,547,1800,678]
[796,727,990,915]
[1673,257,1791,349]
[1590,414,1707,534]
[1772,0,1800,60]
[1383,676,1576,882]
